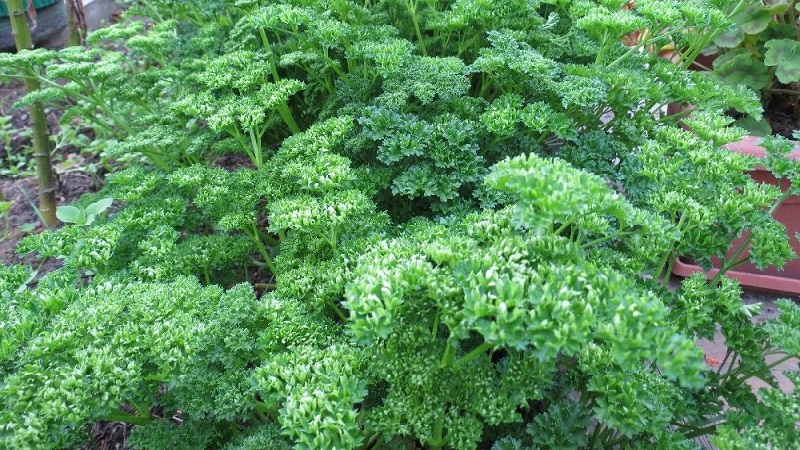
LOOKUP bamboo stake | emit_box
[5,0,59,226]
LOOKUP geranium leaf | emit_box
[713,26,744,48]
[713,48,771,90]
[764,39,800,84]
[736,3,773,35]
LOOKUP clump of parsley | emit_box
[1,0,799,449]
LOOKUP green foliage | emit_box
[2,0,800,449]
[55,197,113,226]
[0,278,264,449]
[707,0,800,133]
[18,166,260,283]
[713,371,800,449]
[343,154,707,448]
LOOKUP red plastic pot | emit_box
[672,136,800,294]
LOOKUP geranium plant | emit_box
[708,0,800,134]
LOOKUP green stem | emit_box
[764,354,795,371]
[259,29,281,81]
[579,231,635,250]
[137,149,171,172]
[769,88,800,96]
[405,0,428,56]
[682,423,719,440]
[599,426,620,447]
[661,255,677,288]
[103,410,153,426]
[588,422,604,449]
[594,32,611,66]
[248,127,263,167]
[246,223,278,275]
[453,342,492,368]
[439,341,457,368]
[553,221,572,236]
[258,230,280,247]
[720,353,742,384]
[328,224,338,250]
[716,348,734,375]
[228,127,258,165]
[358,433,380,450]
[430,418,444,449]
[329,301,347,321]
[712,189,792,283]
[276,103,301,134]
[431,314,440,337]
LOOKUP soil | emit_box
[79,421,133,450]
[764,83,800,140]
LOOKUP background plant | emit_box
[706,0,800,134]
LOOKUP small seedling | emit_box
[18,223,35,233]
[56,197,113,226]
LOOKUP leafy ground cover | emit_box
[1,0,800,449]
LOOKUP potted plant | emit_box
[671,0,800,293]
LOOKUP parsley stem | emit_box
[439,341,457,368]
[102,410,152,426]
[248,127,263,167]
[716,348,734,375]
[431,418,444,449]
[329,301,347,321]
[453,342,492,368]
[405,0,428,57]
[765,354,795,371]
[230,127,258,167]
[258,231,280,247]
[246,223,278,275]
[682,423,719,440]
[712,188,792,283]
[276,103,301,134]
[579,231,635,249]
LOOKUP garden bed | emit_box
[2,1,800,449]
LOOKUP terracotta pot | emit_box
[672,136,800,294]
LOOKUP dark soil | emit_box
[79,421,133,450]
[764,83,800,140]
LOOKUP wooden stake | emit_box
[64,0,87,46]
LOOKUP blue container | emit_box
[0,0,59,18]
